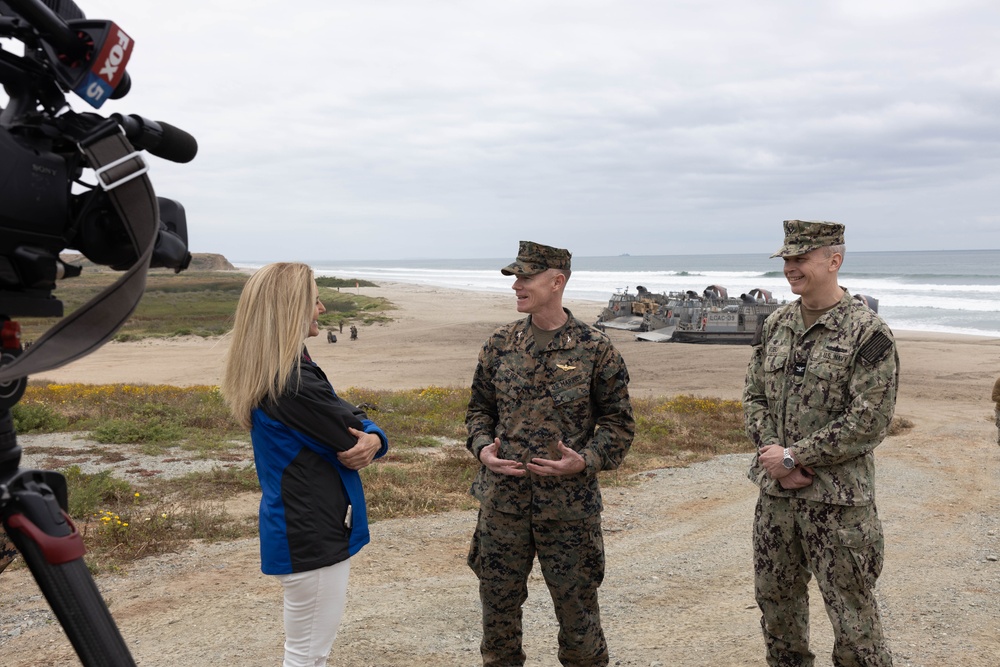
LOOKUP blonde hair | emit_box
[221,262,316,429]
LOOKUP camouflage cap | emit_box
[770,220,845,258]
[500,240,572,276]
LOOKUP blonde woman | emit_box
[222,263,388,667]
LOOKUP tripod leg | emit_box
[3,472,137,667]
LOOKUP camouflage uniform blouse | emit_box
[466,309,634,521]
[744,290,899,506]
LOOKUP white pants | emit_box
[275,559,351,667]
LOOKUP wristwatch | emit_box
[781,448,796,470]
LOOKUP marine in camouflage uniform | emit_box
[466,241,634,667]
[744,221,898,667]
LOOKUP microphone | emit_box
[111,113,198,163]
[110,72,131,99]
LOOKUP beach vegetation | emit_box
[16,270,393,341]
[91,416,186,446]
[16,383,242,440]
[64,465,134,517]
[61,466,259,572]
[888,415,914,435]
[19,382,753,569]
[623,394,749,474]
[11,401,69,433]
[315,276,378,288]
[317,288,394,328]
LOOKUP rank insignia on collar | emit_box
[556,364,576,371]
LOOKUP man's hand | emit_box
[479,438,526,477]
[526,441,586,477]
[778,466,815,489]
[337,427,382,470]
[758,444,793,480]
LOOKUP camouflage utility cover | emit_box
[466,310,634,520]
[770,220,845,258]
[744,290,899,505]
[500,240,572,277]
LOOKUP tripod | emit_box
[0,318,136,666]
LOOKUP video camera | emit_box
[0,4,197,662]
[1,0,197,318]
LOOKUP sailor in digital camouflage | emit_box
[466,240,635,667]
[744,220,899,667]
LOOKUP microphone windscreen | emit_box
[152,121,198,163]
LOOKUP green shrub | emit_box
[315,277,377,288]
[64,465,134,517]
[91,417,185,445]
[11,402,69,433]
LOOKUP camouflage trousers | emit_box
[753,493,892,667]
[995,408,1000,445]
[467,506,607,667]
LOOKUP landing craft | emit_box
[592,287,651,331]
[596,286,879,344]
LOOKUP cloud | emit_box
[4,0,999,259]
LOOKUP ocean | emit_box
[235,249,1000,338]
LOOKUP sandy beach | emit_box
[28,280,1000,412]
[3,281,1000,666]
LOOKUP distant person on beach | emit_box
[744,221,899,667]
[327,330,337,343]
[465,240,635,666]
[350,325,358,341]
[993,375,1000,445]
[221,262,389,667]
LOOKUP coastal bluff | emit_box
[184,253,237,271]
[59,252,237,271]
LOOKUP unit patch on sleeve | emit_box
[858,331,893,366]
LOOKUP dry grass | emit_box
[12,383,753,568]
[16,271,392,341]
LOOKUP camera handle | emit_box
[1,407,136,666]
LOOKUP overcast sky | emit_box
[9,0,1000,260]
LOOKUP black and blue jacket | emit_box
[250,351,388,575]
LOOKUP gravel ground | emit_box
[14,432,254,482]
[3,416,1000,666]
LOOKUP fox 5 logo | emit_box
[74,24,133,108]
